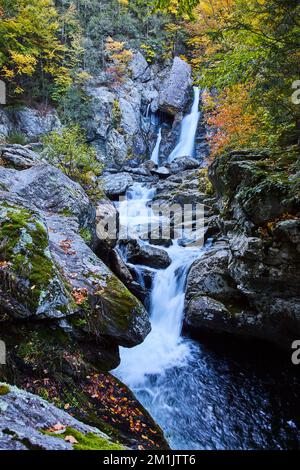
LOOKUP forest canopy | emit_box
[0,0,299,154]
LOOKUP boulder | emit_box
[151,166,171,178]
[0,163,95,229]
[86,86,115,140]
[102,172,133,199]
[96,198,119,257]
[129,52,151,82]
[158,57,193,115]
[185,295,230,330]
[185,242,237,305]
[0,193,75,320]
[121,239,171,269]
[0,383,121,450]
[169,156,200,174]
[105,129,128,166]
[12,107,61,141]
[0,144,40,169]
[0,146,151,353]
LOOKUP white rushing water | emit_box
[168,86,201,163]
[150,127,162,165]
[114,182,201,386]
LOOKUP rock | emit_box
[158,57,192,115]
[185,295,230,330]
[151,166,171,178]
[86,86,115,140]
[121,239,171,269]
[169,156,200,174]
[190,150,300,348]
[109,248,147,302]
[102,172,133,199]
[47,214,151,348]
[119,96,140,137]
[0,144,40,169]
[0,163,95,229]
[186,242,238,305]
[0,193,75,320]
[0,146,151,353]
[0,107,61,143]
[272,219,300,244]
[0,383,121,450]
[0,108,12,141]
[105,129,128,166]
[96,198,119,258]
[208,151,300,225]
[129,52,151,82]
[12,107,61,141]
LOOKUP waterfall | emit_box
[168,87,201,163]
[114,183,201,385]
[113,184,300,451]
[150,127,162,165]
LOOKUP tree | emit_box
[0,0,81,103]
[42,125,103,200]
[185,0,300,152]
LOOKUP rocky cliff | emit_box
[185,150,300,349]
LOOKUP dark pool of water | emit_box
[132,334,300,450]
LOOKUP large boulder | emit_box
[129,52,151,82]
[0,146,151,353]
[0,107,61,142]
[102,172,133,199]
[13,107,61,140]
[0,383,121,450]
[0,162,95,229]
[0,144,40,169]
[0,194,75,320]
[121,239,171,269]
[158,57,192,115]
[169,156,200,174]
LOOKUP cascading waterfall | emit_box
[150,127,162,165]
[113,86,300,450]
[168,86,201,162]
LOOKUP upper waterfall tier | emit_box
[168,87,201,163]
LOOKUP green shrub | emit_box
[6,131,27,145]
[42,126,103,201]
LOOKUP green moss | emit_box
[42,426,124,450]
[79,227,92,244]
[58,208,74,217]
[0,203,56,309]
[100,276,139,330]
[0,384,10,395]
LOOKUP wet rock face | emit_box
[158,57,193,115]
[185,151,300,348]
[0,384,120,450]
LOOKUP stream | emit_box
[113,89,300,450]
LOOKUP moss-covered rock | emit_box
[0,197,75,318]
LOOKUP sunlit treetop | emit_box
[155,0,200,16]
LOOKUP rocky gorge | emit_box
[0,51,300,451]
